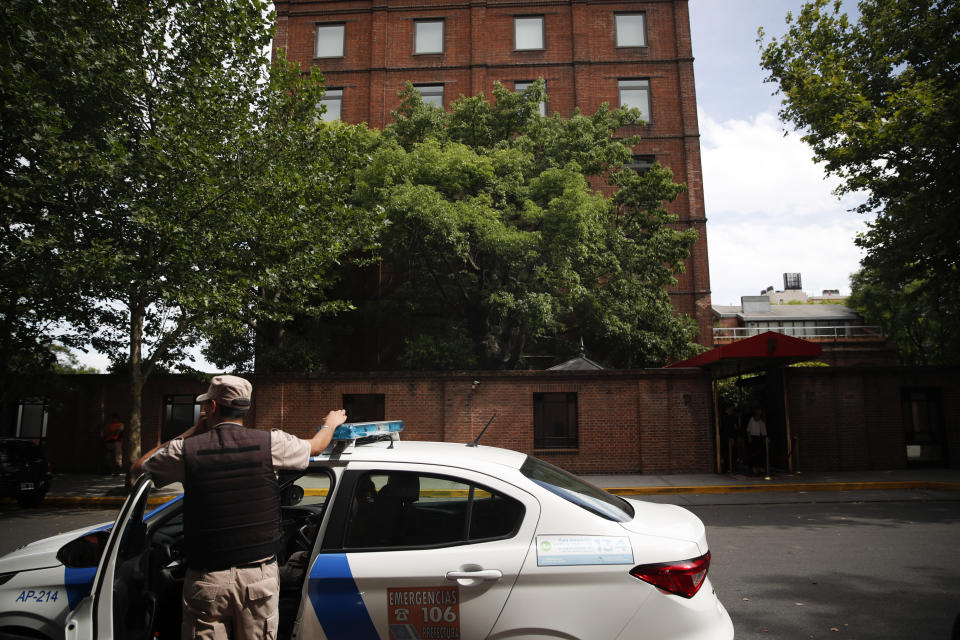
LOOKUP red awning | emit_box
[667,331,822,378]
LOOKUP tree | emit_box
[1,0,377,471]
[0,0,113,415]
[341,81,700,369]
[759,0,960,364]
[849,264,954,365]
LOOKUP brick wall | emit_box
[48,369,714,475]
[41,366,959,475]
[786,367,960,471]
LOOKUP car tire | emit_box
[17,490,46,508]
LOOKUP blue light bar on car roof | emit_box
[329,420,404,441]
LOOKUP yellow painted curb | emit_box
[40,495,180,507]
[605,481,960,495]
[13,481,960,508]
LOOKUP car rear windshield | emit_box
[520,456,634,523]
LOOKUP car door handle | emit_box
[445,569,503,582]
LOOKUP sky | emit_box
[688,0,868,306]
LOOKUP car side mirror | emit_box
[57,530,111,567]
[281,485,304,507]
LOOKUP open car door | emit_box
[65,473,156,640]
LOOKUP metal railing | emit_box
[713,325,884,343]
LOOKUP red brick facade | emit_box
[45,370,715,475]
[273,0,713,344]
[37,366,959,475]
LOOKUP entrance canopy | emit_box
[667,331,822,379]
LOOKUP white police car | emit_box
[1,422,733,639]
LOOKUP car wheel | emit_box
[17,490,46,508]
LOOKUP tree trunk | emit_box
[124,303,147,489]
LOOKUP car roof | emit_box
[313,439,528,475]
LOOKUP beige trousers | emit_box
[182,559,279,640]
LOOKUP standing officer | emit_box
[132,375,346,640]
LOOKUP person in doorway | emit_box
[132,375,346,640]
[746,406,768,474]
[102,413,124,475]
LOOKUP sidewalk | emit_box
[34,467,960,507]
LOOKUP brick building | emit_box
[272,0,713,343]
[18,366,958,475]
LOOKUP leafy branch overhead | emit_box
[760,0,960,364]
[1,0,380,470]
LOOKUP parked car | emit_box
[0,438,52,508]
[0,423,733,640]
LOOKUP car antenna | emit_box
[467,412,497,447]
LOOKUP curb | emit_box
[39,495,180,508]
[25,481,960,506]
[604,481,960,496]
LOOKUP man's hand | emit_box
[309,409,348,455]
[322,409,347,430]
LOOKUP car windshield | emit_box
[520,456,634,522]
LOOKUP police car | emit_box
[0,422,733,639]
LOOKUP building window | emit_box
[514,16,544,50]
[342,394,385,423]
[16,400,48,439]
[415,84,444,108]
[615,13,647,47]
[319,88,343,121]
[514,80,546,116]
[534,392,578,449]
[163,395,200,442]
[618,79,651,123]
[414,20,444,54]
[627,154,655,174]
[315,23,345,58]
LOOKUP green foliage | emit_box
[50,345,100,375]
[348,81,700,369]
[849,264,958,365]
[760,0,960,365]
[1,0,379,464]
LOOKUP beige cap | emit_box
[197,375,252,409]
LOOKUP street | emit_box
[2,495,959,639]
[688,498,960,640]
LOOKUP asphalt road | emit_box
[689,498,960,640]
[0,506,116,556]
[2,495,959,639]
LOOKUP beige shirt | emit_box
[143,427,312,488]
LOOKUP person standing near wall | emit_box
[132,375,346,640]
[102,413,124,475]
[746,406,768,474]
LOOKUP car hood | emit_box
[618,499,708,553]
[0,523,110,574]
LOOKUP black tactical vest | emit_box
[182,424,281,571]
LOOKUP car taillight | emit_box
[629,551,710,599]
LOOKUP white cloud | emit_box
[700,111,862,217]
[699,110,871,306]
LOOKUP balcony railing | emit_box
[713,326,885,344]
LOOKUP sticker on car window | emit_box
[536,535,634,566]
[388,586,460,639]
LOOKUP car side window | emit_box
[293,471,333,508]
[344,471,524,549]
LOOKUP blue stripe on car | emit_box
[64,566,97,610]
[308,554,379,639]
